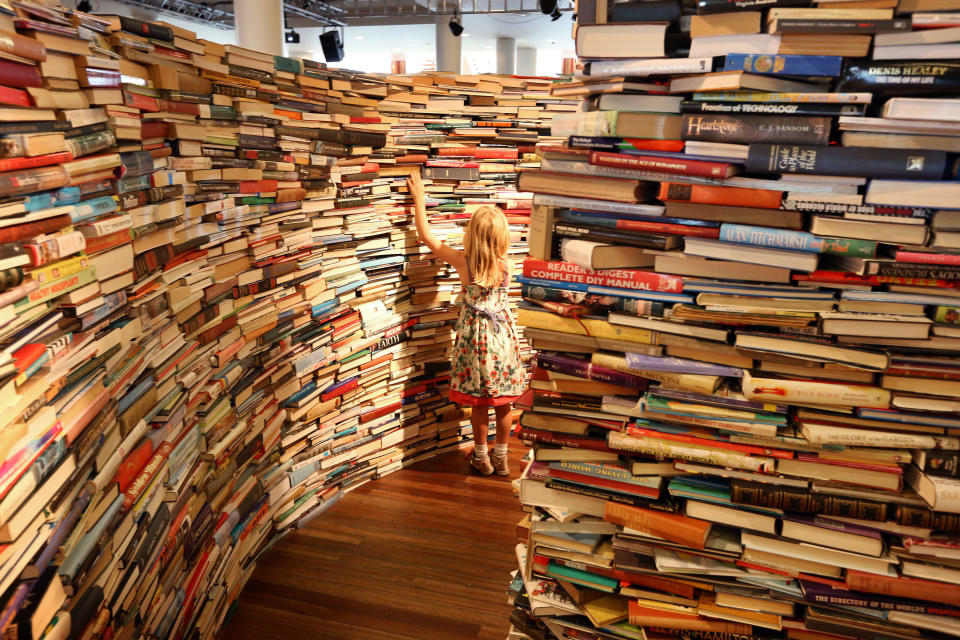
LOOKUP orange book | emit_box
[846,570,960,608]
[658,182,783,209]
[628,602,752,634]
[604,501,711,549]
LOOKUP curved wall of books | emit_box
[0,7,576,638]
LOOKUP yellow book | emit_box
[517,308,655,345]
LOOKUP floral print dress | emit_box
[449,261,526,406]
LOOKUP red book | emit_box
[0,151,72,173]
[475,147,518,160]
[522,258,684,293]
[658,182,783,209]
[238,179,279,193]
[122,441,172,509]
[894,250,960,266]
[349,116,381,123]
[516,427,618,453]
[437,147,476,157]
[621,138,686,153]
[79,68,121,88]
[0,215,72,244]
[12,343,44,375]
[847,570,960,608]
[141,121,169,139]
[122,90,159,112]
[616,218,720,238]
[112,438,153,493]
[793,270,960,289]
[0,85,30,108]
[0,61,43,89]
[360,162,380,173]
[590,150,738,179]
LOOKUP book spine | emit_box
[692,91,872,104]
[747,144,947,180]
[869,262,960,281]
[589,151,732,179]
[0,29,46,62]
[837,61,960,95]
[517,427,618,453]
[658,182,783,209]
[731,479,888,521]
[23,230,86,266]
[718,223,876,257]
[723,54,843,77]
[537,353,649,390]
[554,222,672,250]
[800,579,960,618]
[585,58,712,77]
[119,15,174,41]
[743,373,890,408]
[846,570,960,608]
[696,0,810,13]
[0,60,42,88]
[608,431,774,472]
[543,478,650,506]
[796,269,960,288]
[604,500,709,549]
[895,505,960,533]
[773,18,911,33]
[682,114,831,144]
[783,200,932,218]
[523,259,684,293]
[896,251,960,266]
[680,100,865,117]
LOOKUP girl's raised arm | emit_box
[407,172,464,265]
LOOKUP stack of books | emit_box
[509,1,960,639]
[0,4,561,639]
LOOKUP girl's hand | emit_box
[406,172,425,206]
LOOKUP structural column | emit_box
[235,0,285,56]
[496,37,516,75]
[435,16,462,73]
[516,46,536,76]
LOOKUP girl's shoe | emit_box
[491,453,509,476]
[471,453,494,476]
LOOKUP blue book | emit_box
[723,54,843,77]
[72,195,119,222]
[564,210,719,227]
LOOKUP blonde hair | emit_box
[463,206,509,288]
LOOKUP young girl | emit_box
[408,172,526,476]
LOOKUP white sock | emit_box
[475,443,489,458]
[494,443,508,458]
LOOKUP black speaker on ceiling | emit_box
[319,30,344,62]
[539,0,557,14]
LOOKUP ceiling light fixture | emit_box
[550,6,562,20]
[77,0,92,11]
[449,11,464,36]
[285,29,300,43]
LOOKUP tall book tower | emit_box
[0,4,579,639]
[508,0,960,638]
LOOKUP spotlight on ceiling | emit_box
[539,0,557,15]
[77,0,92,11]
[449,12,464,36]
[285,29,300,44]
[550,6,562,20]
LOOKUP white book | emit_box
[873,42,960,60]
[689,34,781,58]
[583,57,714,78]
[683,236,819,273]
[883,97,960,122]
[874,24,960,45]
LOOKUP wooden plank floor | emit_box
[221,445,526,640]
